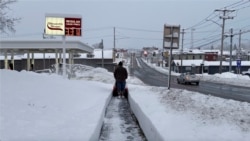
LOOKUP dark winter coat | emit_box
[114,66,128,82]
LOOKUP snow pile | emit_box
[0,70,111,141]
[75,67,114,84]
[160,89,250,132]
[129,85,250,141]
[200,72,250,87]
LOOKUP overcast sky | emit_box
[3,0,250,50]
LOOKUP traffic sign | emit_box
[236,59,241,68]
[163,24,180,49]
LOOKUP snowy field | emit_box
[1,63,250,141]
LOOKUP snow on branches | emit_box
[0,0,21,34]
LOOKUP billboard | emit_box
[65,18,81,36]
[45,17,65,35]
[45,14,82,36]
[163,24,180,49]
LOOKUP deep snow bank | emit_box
[128,84,250,141]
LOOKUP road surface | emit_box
[130,57,250,103]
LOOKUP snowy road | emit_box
[99,97,146,141]
[132,58,250,103]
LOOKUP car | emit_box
[177,72,200,85]
[242,68,250,77]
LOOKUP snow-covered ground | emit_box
[1,62,250,140]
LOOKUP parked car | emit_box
[177,72,200,85]
[242,68,250,77]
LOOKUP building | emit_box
[173,59,250,74]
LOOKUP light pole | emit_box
[180,29,185,73]
[229,28,233,72]
[100,39,104,68]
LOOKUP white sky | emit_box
[1,59,250,140]
[2,0,250,49]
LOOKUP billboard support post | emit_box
[62,35,66,78]
[168,48,173,89]
[44,14,82,78]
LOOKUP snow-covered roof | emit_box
[0,40,93,54]
[0,49,114,60]
[174,60,204,66]
[172,49,247,55]
[205,61,250,66]
[0,56,22,60]
[174,60,250,66]
[79,49,113,59]
[223,50,237,56]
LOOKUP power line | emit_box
[186,30,219,34]
[233,29,250,35]
[186,34,221,47]
[234,24,250,31]
[230,0,250,9]
[84,35,113,40]
[188,33,221,42]
[116,27,161,33]
[185,12,217,30]
[223,0,245,9]
[195,39,221,49]
[234,4,250,10]
[193,19,221,30]
[185,0,249,31]
[83,26,113,31]
[227,16,250,26]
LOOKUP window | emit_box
[203,66,208,73]
[186,66,191,71]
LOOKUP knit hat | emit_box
[118,61,123,66]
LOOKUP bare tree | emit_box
[0,0,21,34]
[92,43,100,49]
[92,42,103,49]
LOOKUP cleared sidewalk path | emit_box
[99,97,146,141]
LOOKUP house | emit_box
[173,59,250,74]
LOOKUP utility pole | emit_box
[191,28,195,49]
[114,27,116,49]
[215,8,235,74]
[237,30,242,74]
[229,28,233,72]
[180,29,185,73]
[238,29,242,57]
[113,27,116,63]
[101,39,104,68]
